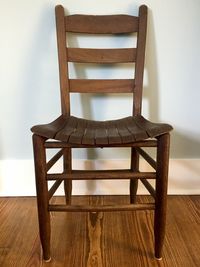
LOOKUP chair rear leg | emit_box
[33,134,51,261]
[130,148,139,203]
[63,148,72,204]
[154,133,170,259]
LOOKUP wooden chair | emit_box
[31,5,172,261]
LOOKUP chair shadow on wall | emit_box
[66,6,161,194]
[145,9,200,192]
[72,7,200,193]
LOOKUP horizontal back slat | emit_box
[69,79,135,93]
[65,15,139,34]
[67,48,136,63]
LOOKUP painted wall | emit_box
[0,0,200,195]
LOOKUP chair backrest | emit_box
[55,5,147,117]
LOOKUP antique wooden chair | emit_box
[31,5,172,261]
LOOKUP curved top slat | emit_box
[65,15,139,34]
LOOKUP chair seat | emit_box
[31,115,172,145]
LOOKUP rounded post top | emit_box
[55,5,64,14]
[139,5,148,16]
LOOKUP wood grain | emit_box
[65,15,139,34]
[33,134,51,261]
[55,5,70,115]
[44,139,158,148]
[69,79,135,93]
[46,170,156,181]
[67,48,137,63]
[0,196,200,266]
[48,203,155,212]
[87,211,103,267]
[133,5,147,116]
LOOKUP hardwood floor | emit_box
[0,195,199,266]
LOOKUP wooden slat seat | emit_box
[31,115,172,146]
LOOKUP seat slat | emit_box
[82,121,98,145]
[95,122,109,145]
[69,79,134,93]
[134,116,173,137]
[68,118,87,144]
[55,116,78,142]
[115,119,135,143]
[65,15,139,34]
[106,121,122,144]
[124,117,149,140]
[67,48,136,63]
[31,115,68,139]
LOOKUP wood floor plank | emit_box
[0,198,41,267]
[0,196,200,266]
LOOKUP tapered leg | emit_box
[63,148,72,204]
[32,134,51,261]
[130,148,139,203]
[154,133,170,259]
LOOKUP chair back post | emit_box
[133,5,147,116]
[55,5,70,116]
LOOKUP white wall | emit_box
[0,0,200,195]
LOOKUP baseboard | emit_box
[0,159,199,196]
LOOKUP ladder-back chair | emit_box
[31,5,173,261]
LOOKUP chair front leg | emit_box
[130,148,139,203]
[154,133,170,259]
[33,134,51,261]
[63,148,72,204]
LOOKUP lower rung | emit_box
[49,203,155,212]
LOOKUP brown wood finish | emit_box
[55,5,70,115]
[63,148,72,204]
[32,115,172,146]
[44,139,158,148]
[0,196,200,266]
[46,170,156,180]
[46,148,64,171]
[67,48,137,63]
[140,178,156,198]
[49,203,155,212]
[130,148,139,203]
[136,147,157,169]
[31,4,173,261]
[154,133,170,259]
[69,79,135,93]
[65,14,139,33]
[48,180,63,200]
[33,134,51,261]
[133,5,147,116]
